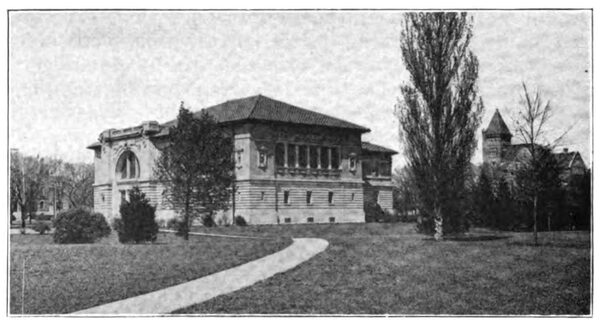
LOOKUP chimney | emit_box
[563,148,569,153]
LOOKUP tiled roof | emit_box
[163,95,370,132]
[483,109,512,137]
[361,141,398,154]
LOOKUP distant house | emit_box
[482,109,587,184]
[87,95,397,225]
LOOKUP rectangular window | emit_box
[298,145,308,168]
[284,190,290,204]
[307,217,314,223]
[284,217,291,224]
[306,191,312,205]
[329,217,335,223]
[261,191,265,200]
[287,145,296,168]
[331,147,340,169]
[120,190,126,203]
[275,143,285,167]
[309,146,318,168]
[351,192,355,201]
[328,191,334,204]
[95,149,101,159]
[320,147,329,169]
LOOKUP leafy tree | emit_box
[473,165,494,227]
[514,145,564,235]
[397,12,484,240]
[10,151,49,226]
[155,105,235,240]
[392,166,419,221]
[116,187,159,243]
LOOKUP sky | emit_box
[8,10,592,169]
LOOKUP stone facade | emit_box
[88,95,397,225]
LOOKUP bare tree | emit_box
[513,82,569,245]
[10,152,48,226]
[398,12,484,240]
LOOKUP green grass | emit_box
[10,231,291,314]
[177,223,590,315]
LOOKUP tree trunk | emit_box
[433,205,443,241]
[533,194,538,246]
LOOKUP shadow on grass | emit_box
[508,241,590,249]
[422,235,511,242]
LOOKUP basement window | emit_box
[307,217,314,223]
[284,218,291,224]
[329,217,335,223]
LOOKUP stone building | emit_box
[482,109,587,183]
[87,95,396,225]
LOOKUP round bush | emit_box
[234,215,247,226]
[53,207,111,244]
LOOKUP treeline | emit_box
[10,150,94,220]
[393,160,591,232]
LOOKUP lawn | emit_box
[177,222,591,315]
[9,231,291,314]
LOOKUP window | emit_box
[328,191,334,204]
[331,147,340,169]
[39,201,44,210]
[298,145,308,168]
[95,149,101,159]
[307,217,314,223]
[329,217,335,223]
[120,190,127,203]
[284,190,290,204]
[306,191,312,205]
[287,145,296,168]
[275,143,285,167]
[236,150,243,165]
[351,192,355,201]
[260,191,265,201]
[309,146,319,169]
[116,151,140,179]
[375,190,380,204]
[284,218,291,224]
[320,147,329,169]
[258,151,267,168]
[349,156,357,171]
[101,194,105,203]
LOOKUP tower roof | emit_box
[483,109,512,137]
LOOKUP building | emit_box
[87,95,397,225]
[482,109,587,183]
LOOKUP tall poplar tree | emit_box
[398,12,484,240]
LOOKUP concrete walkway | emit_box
[73,237,328,315]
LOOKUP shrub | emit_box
[34,214,53,221]
[32,221,51,235]
[166,217,187,237]
[53,207,111,244]
[117,187,159,243]
[364,201,385,223]
[202,213,216,227]
[234,215,248,226]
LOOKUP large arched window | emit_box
[116,151,140,179]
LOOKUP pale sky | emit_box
[8,10,591,169]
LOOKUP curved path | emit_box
[73,237,328,315]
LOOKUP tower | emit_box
[482,109,512,165]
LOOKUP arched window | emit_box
[116,151,140,179]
